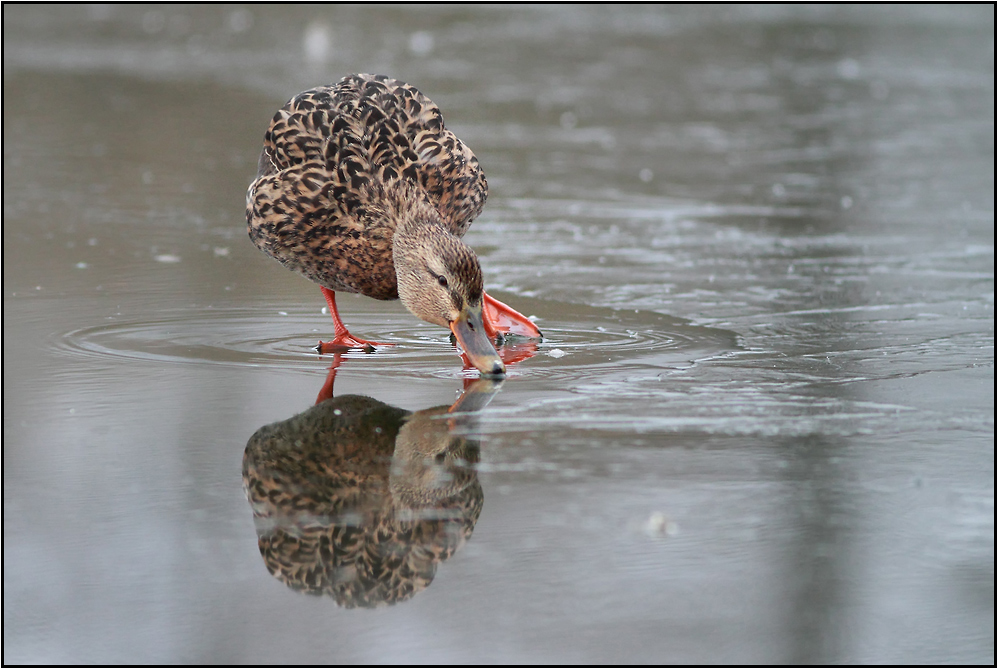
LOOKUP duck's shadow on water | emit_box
[242,356,501,608]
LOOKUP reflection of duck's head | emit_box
[390,407,479,508]
[243,386,495,608]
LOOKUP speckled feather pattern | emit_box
[246,74,488,300]
[242,395,483,608]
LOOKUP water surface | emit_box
[4,5,994,664]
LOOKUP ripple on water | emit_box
[57,302,738,381]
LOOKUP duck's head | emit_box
[394,224,505,377]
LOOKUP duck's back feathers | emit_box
[247,74,488,298]
[255,73,487,235]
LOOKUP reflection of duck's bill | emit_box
[450,304,505,377]
[450,377,504,413]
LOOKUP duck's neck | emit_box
[380,180,482,321]
[393,197,452,250]
[387,181,463,271]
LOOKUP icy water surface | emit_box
[4,5,994,664]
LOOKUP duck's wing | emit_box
[256,73,488,237]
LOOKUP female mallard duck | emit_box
[246,73,541,376]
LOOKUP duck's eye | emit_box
[437,275,448,288]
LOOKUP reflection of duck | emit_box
[246,73,541,376]
[243,379,500,608]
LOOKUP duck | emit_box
[246,73,541,376]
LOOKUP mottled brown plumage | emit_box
[242,393,485,608]
[245,74,540,375]
[246,73,487,300]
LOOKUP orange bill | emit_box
[459,340,538,385]
[450,304,506,377]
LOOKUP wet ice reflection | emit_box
[243,370,500,607]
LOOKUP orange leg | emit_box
[315,287,394,354]
[482,292,542,340]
